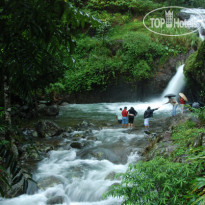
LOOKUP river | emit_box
[1,8,205,205]
[0,66,185,205]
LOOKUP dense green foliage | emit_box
[72,0,205,11]
[51,20,199,96]
[45,0,201,97]
[61,32,170,94]
[0,144,35,197]
[105,157,196,204]
[0,0,98,196]
[0,0,98,104]
[171,120,204,163]
[184,41,205,101]
[170,119,205,204]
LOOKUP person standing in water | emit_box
[128,107,138,128]
[116,108,122,124]
[165,97,178,116]
[122,107,128,128]
[179,95,186,114]
[179,93,188,114]
[144,106,159,130]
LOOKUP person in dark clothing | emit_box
[144,106,159,130]
[128,107,138,128]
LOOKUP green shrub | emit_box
[170,120,205,161]
[191,106,205,124]
[86,0,160,14]
[119,32,168,80]
[184,41,205,98]
[105,157,196,204]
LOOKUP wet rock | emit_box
[11,142,19,158]
[72,133,85,138]
[162,131,172,141]
[174,155,187,163]
[77,121,95,130]
[78,147,123,164]
[6,178,24,198]
[201,27,205,36]
[38,144,54,153]
[35,120,64,138]
[144,140,178,160]
[37,176,62,190]
[47,196,64,204]
[67,127,74,133]
[60,102,69,106]
[178,11,190,20]
[70,142,83,149]
[85,129,92,134]
[59,132,71,138]
[37,104,59,116]
[39,100,50,105]
[105,172,118,181]
[87,136,97,141]
[192,132,204,147]
[47,105,59,116]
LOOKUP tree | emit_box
[0,0,99,127]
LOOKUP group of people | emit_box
[116,93,188,130]
[116,106,159,130]
[116,107,138,128]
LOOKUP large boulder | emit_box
[37,176,62,190]
[70,142,83,149]
[37,104,59,116]
[35,120,64,138]
[201,27,205,36]
[178,11,190,21]
[47,196,64,205]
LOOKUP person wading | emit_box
[179,93,188,114]
[128,107,138,129]
[116,108,122,124]
[165,97,178,116]
[144,106,159,131]
[122,107,128,128]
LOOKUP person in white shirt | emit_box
[116,108,122,124]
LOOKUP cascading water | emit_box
[161,64,185,98]
[181,8,205,40]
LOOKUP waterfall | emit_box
[161,64,185,98]
[181,8,205,40]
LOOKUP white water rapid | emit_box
[181,8,205,40]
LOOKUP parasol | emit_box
[164,94,176,98]
[179,93,188,101]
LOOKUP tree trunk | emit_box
[3,75,11,140]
